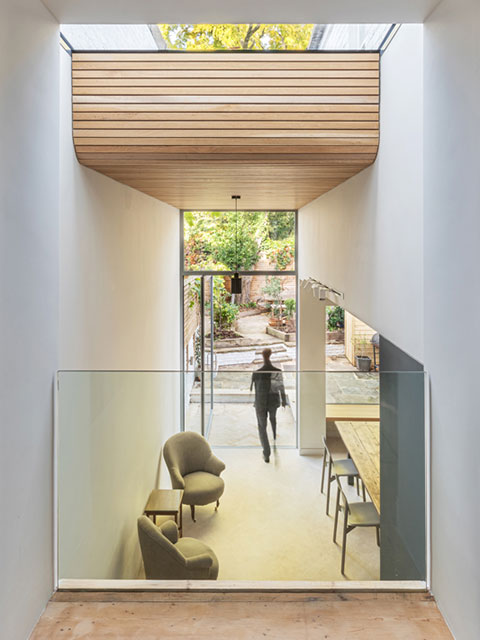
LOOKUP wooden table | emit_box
[326,404,380,423]
[335,421,380,513]
[144,489,184,537]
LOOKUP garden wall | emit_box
[249,253,296,302]
[344,311,377,366]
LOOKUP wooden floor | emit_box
[31,591,452,639]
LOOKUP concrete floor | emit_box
[181,448,380,582]
[206,403,296,447]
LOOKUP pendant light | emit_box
[230,195,242,295]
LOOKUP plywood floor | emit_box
[31,591,452,639]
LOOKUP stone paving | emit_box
[191,313,379,446]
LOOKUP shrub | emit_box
[264,238,295,270]
[327,306,345,331]
[214,301,238,330]
[285,298,296,318]
[262,275,283,302]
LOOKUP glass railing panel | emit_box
[57,370,426,583]
[57,371,181,580]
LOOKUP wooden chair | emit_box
[321,435,360,515]
[333,477,380,575]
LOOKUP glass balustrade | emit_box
[56,369,426,584]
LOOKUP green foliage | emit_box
[194,331,202,368]
[186,277,201,308]
[184,211,264,271]
[214,300,238,330]
[285,298,296,318]
[211,276,238,331]
[212,214,261,270]
[354,336,370,357]
[262,275,283,302]
[266,211,295,240]
[264,238,295,270]
[159,24,313,51]
[262,276,284,319]
[183,210,295,272]
[183,211,221,269]
[239,300,257,310]
[327,306,345,331]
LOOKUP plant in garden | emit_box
[327,306,345,331]
[211,276,238,332]
[262,276,284,320]
[285,298,296,318]
[212,213,262,270]
[354,336,370,356]
[194,331,202,369]
[262,276,283,301]
[186,277,202,308]
[214,300,238,330]
[265,238,295,270]
[266,211,295,240]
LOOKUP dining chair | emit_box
[333,476,380,575]
[321,435,360,515]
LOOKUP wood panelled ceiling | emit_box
[72,52,380,210]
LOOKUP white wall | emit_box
[0,1,59,638]
[58,49,181,580]
[299,25,424,363]
[58,372,179,579]
[298,286,326,453]
[59,49,179,370]
[42,0,441,25]
[424,1,480,637]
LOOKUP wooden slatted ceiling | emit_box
[72,52,379,210]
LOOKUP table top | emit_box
[144,489,184,514]
[335,420,380,513]
[326,404,380,422]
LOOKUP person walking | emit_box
[250,348,287,462]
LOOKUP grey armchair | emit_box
[138,516,219,580]
[163,431,225,522]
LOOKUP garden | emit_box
[184,211,296,342]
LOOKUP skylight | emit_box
[61,24,395,52]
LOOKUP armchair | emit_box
[138,516,219,580]
[163,431,226,522]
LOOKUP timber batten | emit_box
[72,52,380,209]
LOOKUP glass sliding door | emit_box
[183,275,214,435]
[181,210,297,444]
[204,275,214,438]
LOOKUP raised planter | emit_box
[268,317,284,328]
[326,329,344,343]
[266,325,296,343]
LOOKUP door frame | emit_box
[180,209,298,438]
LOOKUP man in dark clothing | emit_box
[250,348,287,462]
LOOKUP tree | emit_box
[212,212,262,271]
[184,211,264,271]
[266,211,295,241]
[158,24,313,51]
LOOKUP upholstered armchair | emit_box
[163,431,225,522]
[138,516,219,580]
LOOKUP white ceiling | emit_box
[42,0,440,25]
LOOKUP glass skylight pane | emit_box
[60,24,395,52]
[310,24,392,50]
[61,25,166,51]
